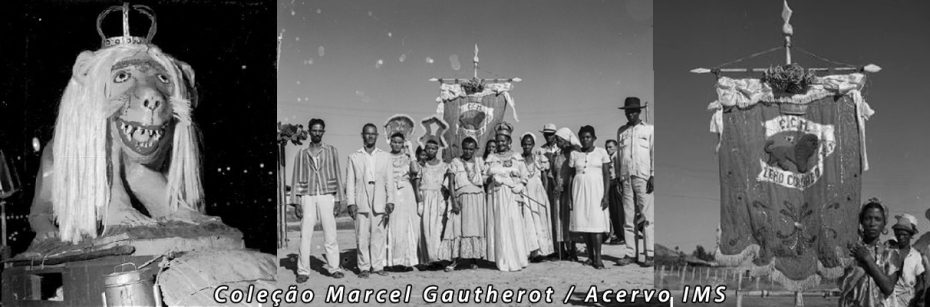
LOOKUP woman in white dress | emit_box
[485,122,529,271]
[520,133,555,260]
[569,125,611,269]
[418,139,452,267]
[385,133,420,271]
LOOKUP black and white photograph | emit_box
[11,0,930,306]
[276,0,655,305]
[0,1,276,306]
[655,1,930,306]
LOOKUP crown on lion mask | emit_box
[97,3,157,48]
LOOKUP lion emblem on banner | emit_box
[764,131,820,173]
[29,4,211,243]
[756,115,835,190]
[457,101,493,139]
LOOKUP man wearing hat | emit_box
[539,123,560,254]
[615,97,654,267]
[540,123,559,154]
[891,213,927,306]
[539,123,559,181]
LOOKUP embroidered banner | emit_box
[756,115,836,190]
[437,83,512,161]
[712,75,872,291]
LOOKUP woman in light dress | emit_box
[417,139,452,268]
[552,128,581,261]
[385,133,420,271]
[569,125,611,269]
[485,122,529,272]
[520,133,555,261]
[444,137,487,270]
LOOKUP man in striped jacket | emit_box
[290,118,346,281]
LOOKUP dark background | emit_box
[0,0,276,255]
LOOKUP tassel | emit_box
[769,269,822,292]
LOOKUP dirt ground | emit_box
[670,294,835,307]
[276,217,658,306]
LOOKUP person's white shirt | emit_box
[892,247,925,306]
[616,122,654,181]
[361,147,382,183]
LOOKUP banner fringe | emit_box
[717,245,853,290]
[770,269,823,292]
[714,244,759,266]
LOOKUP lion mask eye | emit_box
[113,71,131,83]
[156,73,171,84]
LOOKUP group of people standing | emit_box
[288,96,654,281]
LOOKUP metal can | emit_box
[103,264,156,307]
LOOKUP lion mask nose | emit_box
[136,85,164,111]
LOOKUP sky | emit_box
[656,0,930,252]
[277,0,653,182]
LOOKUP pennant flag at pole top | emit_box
[782,1,792,23]
[781,0,793,36]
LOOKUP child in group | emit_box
[482,139,498,263]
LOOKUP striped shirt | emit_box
[289,144,344,204]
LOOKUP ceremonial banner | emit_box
[709,73,874,291]
[435,82,516,161]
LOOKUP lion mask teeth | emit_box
[117,119,169,154]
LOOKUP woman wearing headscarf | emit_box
[521,132,555,260]
[551,127,581,261]
[839,198,903,306]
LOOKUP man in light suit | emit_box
[346,123,396,278]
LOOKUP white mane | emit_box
[52,44,203,243]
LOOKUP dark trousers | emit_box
[608,180,624,239]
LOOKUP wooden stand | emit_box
[2,223,243,306]
[3,255,156,306]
